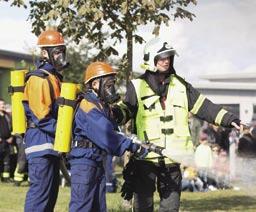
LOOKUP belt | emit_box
[73,139,96,148]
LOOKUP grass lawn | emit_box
[1,182,256,212]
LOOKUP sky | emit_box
[0,0,256,81]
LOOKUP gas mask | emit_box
[46,46,69,71]
[98,76,120,104]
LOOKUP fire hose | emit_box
[129,134,195,165]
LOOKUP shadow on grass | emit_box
[179,195,256,211]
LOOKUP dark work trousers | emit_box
[14,137,27,182]
[0,140,10,178]
[24,155,60,212]
[133,160,182,212]
[69,161,106,212]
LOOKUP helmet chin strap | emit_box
[98,78,103,99]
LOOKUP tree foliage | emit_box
[61,41,128,89]
[64,42,92,84]
[4,0,197,84]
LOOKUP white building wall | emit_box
[194,88,256,123]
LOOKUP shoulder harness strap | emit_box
[24,69,55,102]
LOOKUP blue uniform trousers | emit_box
[104,155,117,193]
[24,155,60,212]
[69,161,106,212]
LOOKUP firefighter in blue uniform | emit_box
[23,29,68,212]
[68,62,148,212]
[112,38,243,212]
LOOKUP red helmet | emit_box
[84,62,116,84]
[37,29,65,47]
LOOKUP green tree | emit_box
[64,42,93,84]
[4,0,197,85]
[63,40,127,87]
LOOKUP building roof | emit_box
[193,81,256,90]
[0,49,34,63]
[199,71,256,83]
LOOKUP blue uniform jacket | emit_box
[69,91,134,165]
[23,62,62,160]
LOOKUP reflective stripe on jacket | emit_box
[23,63,61,159]
[132,76,192,163]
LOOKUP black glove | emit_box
[121,158,136,201]
[121,181,134,201]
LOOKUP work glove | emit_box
[121,180,134,201]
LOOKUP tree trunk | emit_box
[126,30,133,86]
[126,0,133,87]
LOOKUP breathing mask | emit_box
[98,75,120,104]
[46,45,69,71]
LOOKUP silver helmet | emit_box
[141,37,178,72]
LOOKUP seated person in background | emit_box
[181,166,203,192]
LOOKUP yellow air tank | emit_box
[54,83,78,153]
[9,70,27,135]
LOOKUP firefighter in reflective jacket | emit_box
[68,62,148,212]
[23,29,68,212]
[112,38,242,212]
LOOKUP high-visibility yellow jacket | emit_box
[117,71,239,163]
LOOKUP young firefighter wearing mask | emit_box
[68,62,148,212]
[23,29,68,212]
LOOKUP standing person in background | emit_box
[212,149,230,189]
[194,130,213,190]
[23,28,69,212]
[0,98,13,183]
[112,37,242,212]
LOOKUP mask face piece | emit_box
[99,75,120,104]
[48,46,68,71]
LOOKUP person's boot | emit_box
[1,177,13,183]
